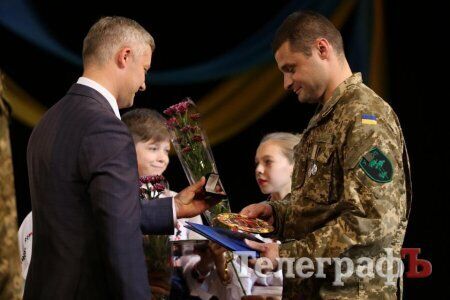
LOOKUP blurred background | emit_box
[1,0,439,297]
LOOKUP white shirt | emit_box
[18,212,33,279]
[77,77,121,120]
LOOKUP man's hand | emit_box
[245,239,280,270]
[240,203,274,225]
[175,177,219,218]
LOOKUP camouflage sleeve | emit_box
[268,198,293,239]
[0,96,23,299]
[278,109,407,259]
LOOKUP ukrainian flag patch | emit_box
[362,114,377,125]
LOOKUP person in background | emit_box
[255,132,302,202]
[123,108,204,299]
[0,69,23,300]
[182,132,301,300]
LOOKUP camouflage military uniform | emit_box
[0,74,23,299]
[270,73,412,299]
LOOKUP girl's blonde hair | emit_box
[259,132,302,164]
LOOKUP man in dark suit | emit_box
[25,16,212,299]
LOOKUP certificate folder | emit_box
[184,221,262,258]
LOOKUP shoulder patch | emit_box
[359,147,393,183]
[362,114,377,125]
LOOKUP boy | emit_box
[122,108,203,299]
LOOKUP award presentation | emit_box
[1,2,433,300]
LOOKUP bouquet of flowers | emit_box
[139,175,167,199]
[139,175,172,299]
[164,98,230,225]
[163,102,248,295]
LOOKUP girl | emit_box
[183,132,301,299]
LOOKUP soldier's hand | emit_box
[175,177,219,218]
[245,239,279,271]
[240,203,274,225]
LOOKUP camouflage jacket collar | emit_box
[306,73,362,132]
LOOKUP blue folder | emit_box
[184,221,261,258]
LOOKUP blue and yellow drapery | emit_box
[0,0,386,145]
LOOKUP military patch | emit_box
[359,147,393,183]
[362,114,377,125]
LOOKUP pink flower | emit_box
[190,113,201,120]
[181,125,191,133]
[152,183,166,192]
[182,146,192,153]
[166,117,179,129]
[139,175,167,200]
[139,176,153,184]
[163,99,191,116]
[192,135,203,142]
[139,175,166,185]
[163,107,176,116]
[181,125,200,133]
[175,101,190,114]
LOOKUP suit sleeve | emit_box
[277,111,407,260]
[78,115,149,299]
[140,197,174,234]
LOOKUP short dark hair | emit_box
[122,108,170,144]
[272,10,344,57]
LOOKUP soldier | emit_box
[0,70,23,299]
[241,11,412,299]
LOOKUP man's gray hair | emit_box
[82,16,155,67]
